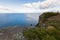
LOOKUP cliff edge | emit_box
[37,12,60,28]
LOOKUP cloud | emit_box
[0,1,41,13]
[0,0,60,13]
[23,0,60,13]
[19,0,60,13]
[40,0,60,13]
[0,5,17,13]
[24,1,40,9]
[0,5,40,13]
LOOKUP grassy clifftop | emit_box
[39,12,58,23]
[36,12,60,28]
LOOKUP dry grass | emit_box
[46,26,55,31]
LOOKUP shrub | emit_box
[23,27,60,40]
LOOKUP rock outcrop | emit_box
[0,26,26,40]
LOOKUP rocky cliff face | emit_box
[37,12,60,27]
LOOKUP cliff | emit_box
[37,12,60,28]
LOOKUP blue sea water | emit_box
[0,13,37,28]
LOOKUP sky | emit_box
[0,0,40,13]
[0,0,60,13]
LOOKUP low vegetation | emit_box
[23,26,60,40]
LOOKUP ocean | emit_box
[0,13,38,28]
